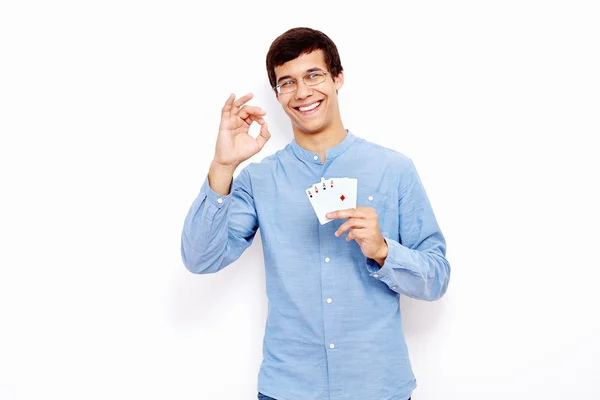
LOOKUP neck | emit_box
[293,124,347,163]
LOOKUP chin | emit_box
[293,117,329,133]
[295,122,326,135]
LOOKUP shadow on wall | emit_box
[167,84,291,334]
[168,232,267,331]
[400,292,450,338]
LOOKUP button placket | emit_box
[318,228,338,361]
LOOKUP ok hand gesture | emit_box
[213,93,272,167]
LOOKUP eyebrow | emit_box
[277,68,324,84]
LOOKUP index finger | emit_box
[231,93,254,115]
[221,93,254,116]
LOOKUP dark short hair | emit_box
[266,27,343,90]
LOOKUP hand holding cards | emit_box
[306,177,357,224]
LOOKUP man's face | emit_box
[274,50,344,135]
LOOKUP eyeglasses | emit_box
[273,71,328,94]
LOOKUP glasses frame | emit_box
[273,71,329,94]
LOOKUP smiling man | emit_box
[181,27,450,400]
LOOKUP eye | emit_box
[304,72,325,84]
[280,80,295,87]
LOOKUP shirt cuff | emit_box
[365,236,415,292]
[201,176,232,220]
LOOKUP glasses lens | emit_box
[279,81,297,94]
[304,72,326,86]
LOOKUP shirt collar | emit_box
[290,130,358,165]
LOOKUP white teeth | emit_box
[298,101,320,112]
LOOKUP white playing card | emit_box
[306,179,330,224]
[306,177,358,225]
[325,178,356,216]
[316,177,343,224]
[338,178,357,209]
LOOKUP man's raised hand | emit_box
[213,93,272,167]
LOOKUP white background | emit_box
[1,1,599,399]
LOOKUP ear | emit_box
[334,71,344,92]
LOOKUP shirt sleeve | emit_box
[180,167,258,274]
[366,159,451,301]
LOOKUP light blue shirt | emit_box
[181,131,450,400]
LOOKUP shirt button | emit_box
[326,298,333,304]
[373,273,379,278]
[313,155,318,160]
[368,196,374,201]
[392,286,397,290]
[329,343,335,349]
[325,257,330,263]
[217,198,223,204]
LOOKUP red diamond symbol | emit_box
[340,194,345,201]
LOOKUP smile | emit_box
[295,101,322,114]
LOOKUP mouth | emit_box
[294,100,322,116]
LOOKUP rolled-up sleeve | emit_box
[181,167,258,274]
[366,159,450,301]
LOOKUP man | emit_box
[181,27,450,400]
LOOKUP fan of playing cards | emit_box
[305,177,358,225]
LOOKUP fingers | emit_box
[231,93,254,115]
[346,228,368,242]
[221,94,268,146]
[252,116,266,125]
[233,93,253,108]
[335,218,369,237]
[238,105,266,121]
[221,93,254,117]
[327,208,363,220]
[221,93,236,115]
[238,112,266,126]
[328,206,376,221]
[255,122,272,151]
[331,207,378,238]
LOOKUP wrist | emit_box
[208,160,238,196]
[211,159,239,172]
[373,239,388,267]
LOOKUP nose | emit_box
[294,80,313,100]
